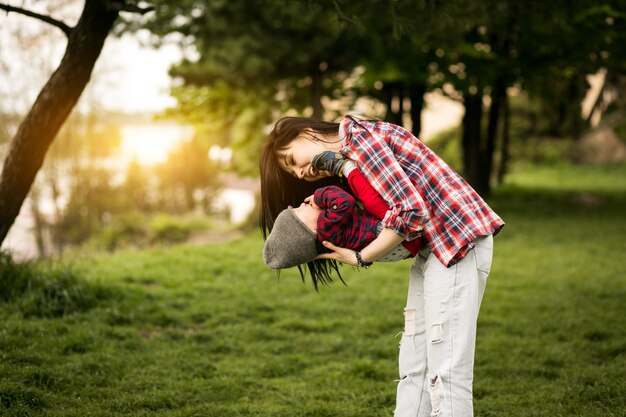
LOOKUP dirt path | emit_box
[186,229,247,245]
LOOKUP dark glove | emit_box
[311,151,347,176]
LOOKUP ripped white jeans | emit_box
[394,235,493,417]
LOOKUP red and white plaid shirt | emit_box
[339,116,504,267]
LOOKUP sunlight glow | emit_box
[208,145,233,164]
[120,124,195,165]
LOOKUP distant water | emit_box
[3,186,256,261]
[3,200,42,261]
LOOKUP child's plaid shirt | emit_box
[339,116,504,267]
[313,186,380,250]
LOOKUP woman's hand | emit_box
[316,241,358,266]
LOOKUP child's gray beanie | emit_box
[263,207,318,269]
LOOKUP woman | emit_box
[259,114,504,417]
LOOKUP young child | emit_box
[263,161,423,270]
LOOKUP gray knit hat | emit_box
[263,207,318,269]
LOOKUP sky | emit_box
[0,1,182,115]
[91,31,182,114]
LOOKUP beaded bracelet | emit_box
[355,251,373,269]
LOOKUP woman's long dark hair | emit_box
[259,116,345,290]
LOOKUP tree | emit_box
[46,113,124,250]
[134,0,368,177]
[137,1,450,176]
[352,1,448,137]
[523,2,626,135]
[137,0,625,196]
[155,136,221,214]
[0,0,153,247]
[423,0,626,195]
[54,165,120,246]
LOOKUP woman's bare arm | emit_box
[316,228,404,266]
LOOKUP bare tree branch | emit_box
[0,2,73,37]
[331,0,356,25]
[105,1,154,15]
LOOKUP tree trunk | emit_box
[310,67,323,120]
[497,93,510,185]
[409,84,426,138]
[383,84,393,122]
[29,188,47,258]
[567,73,586,138]
[395,84,404,126]
[384,81,403,126]
[481,79,506,196]
[461,91,483,192]
[0,0,119,246]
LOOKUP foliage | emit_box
[154,135,222,213]
[137,1,445,174]
[94,211,150,251]
[122,159,154,212]
[41,116,133,250]
[147,213,207,244]
[85,212,215,251]
[38,114,224,252]
[0,0,140,247]
[615,115,626,145]
[426,91,584,175]
[425,126,463,172]
[139,0,363,175]
[53,166,125,247]
[129,0,626,194]
[1,164,625,416]
[162,83,273,177]
[509,137,578,166]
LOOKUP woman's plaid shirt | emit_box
[339,116,504,267]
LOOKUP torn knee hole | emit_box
[399,372,421,382]
[431,323,443,344]
[403,308,416,335]
[428,374,444,416]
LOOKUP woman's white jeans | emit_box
[394,235,493,417]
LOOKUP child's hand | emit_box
[311,151,347,176]
[303,195,320,209]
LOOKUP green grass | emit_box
[1,163,625,416]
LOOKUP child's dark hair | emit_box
[259,116,345,290]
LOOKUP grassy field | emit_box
[1,163,625,416]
